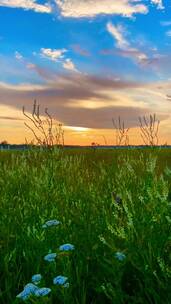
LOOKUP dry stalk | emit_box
[138,114,160,146]
[23,100,64,148]
[112,116,129,146]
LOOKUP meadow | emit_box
[0,148,171,304]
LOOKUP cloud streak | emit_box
[0,0,51,13]
[166,31,171,37]
[160,20,171,26]
[106,23,129,49]
[71,44,90,57]
[106,22,148,64]
[0,70,168,130]
[0,115,23,121]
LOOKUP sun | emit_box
[64,126,90,132]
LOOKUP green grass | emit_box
[0,148,171,303]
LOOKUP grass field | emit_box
[0,148,171,304]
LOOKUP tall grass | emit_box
[0,148,171,303]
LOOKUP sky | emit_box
[0,0,171,145]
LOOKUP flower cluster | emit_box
[32,274,42,284]
[59,243,75,251]
[16,283,38,301]
[114,252,126,261]
[42,219,61,228]
[44,252,57,262]
[53,275,69,288]
[16,279,51,300]
[16,219,75,301]
[34,287,51,297]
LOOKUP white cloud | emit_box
[0,0,51,13]
[55,0,148,18]
[0,0,165,17]
[106,22,148,63]
[63,58,78,72]
[166,30,171,37]
[0,81,46,91]
[150,0,164,9]
[106,22,129,49]
[40,48,67,61]
[160,21,171,27]
[15,51,23,60]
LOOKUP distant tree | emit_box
[0,140,8,145]
[91,142,100,147]
[91,142,100,151]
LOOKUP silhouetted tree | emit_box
[0,140,8,145]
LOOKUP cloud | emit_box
[26,62,58,81]
[15,51,23,60]
[0,115,23,121]
[166,30,171,37]
[71,44,90,57]
[0,0,165,19]
[0,0,164,17]
[31,72,141,103]
[0,72,141,100]
[0,70,169,131]
[106,22,148,63]
[0,81,47,91]
[105,23,170,75]
[0,0,51,13]
[40,48,67,61]
[0,75,170,148]
[0,86,150,129]
[101,48,147,62]
[54,0,148,18]
[139,54,171,76]
[106,23,129,49]
[62,58,79,72]
[39,49,79,72]
[160,20,171,26]
[150,0,164,9]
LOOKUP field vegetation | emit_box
[0,148,171,303]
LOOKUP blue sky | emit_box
[0,0,171,144]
